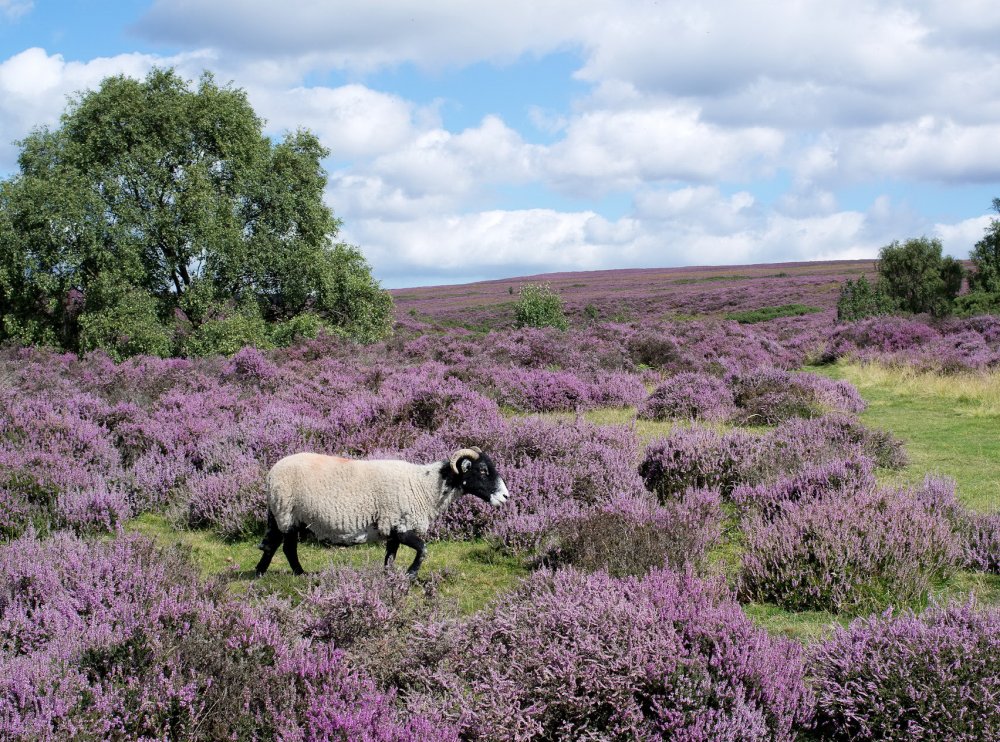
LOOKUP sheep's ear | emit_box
[460,458,473,473]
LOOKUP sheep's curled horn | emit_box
[450,447,482,474]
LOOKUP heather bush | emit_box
[728,369,865,425]
[504,489,722,577]
[639,372,734,421]
[640,426,763,499]
[730,456,876,520]
[809,602,1000,741]
[402,568,813,741]
[0,532,455,740]
[959,511,1000,573]
[740,485,960,614]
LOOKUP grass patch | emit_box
[812,362,1000,512]
[725,304,824,324]
[126,513,528,614]
[743,603,843,643]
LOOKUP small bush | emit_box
[729,368,825,424]
[639,372,734,421]
[640,426,763,499]
[514,282,568,330]
[740,486,959,614]
[182,308,274,357]
[960,511,1000,573]
[837,275,893,322]
[518,490,722,577]
[809,602,1000,741]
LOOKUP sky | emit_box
[1,1,999,288]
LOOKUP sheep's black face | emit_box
[447,452,509,506]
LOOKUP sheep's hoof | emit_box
[256,541,266,551]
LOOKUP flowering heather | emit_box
[640,426,763,499]
[498,489,722,577]
[402,568,813,741]
[739,485,960,614]
[808,602,1000,741]
[0,532,455,741]
[825,314,1000,372]
[728,368,866,424]
[639,372,735,421]
[960,511,1000,573]
[640,415,904,501]
[730,456,877,520]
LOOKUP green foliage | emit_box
[876,237,964,316]
[968,198,1000,296]
[954,290,1000,317]
[77,276,173,361]
[836,275,893,322]
[514,282,568,330]
[724,304,823,324]
[0,67,392,358]
[181,304,273,357]
[270,312,330,346]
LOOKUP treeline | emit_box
[839,200,1000,321]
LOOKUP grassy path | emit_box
[812,363,1000,513]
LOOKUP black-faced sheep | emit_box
[254,447,508,577]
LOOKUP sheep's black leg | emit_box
[384,533,400,568]
[283,526,306,576]
[397,531,427,577]
[254,510,284,577]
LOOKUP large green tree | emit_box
[875,236,963,317]
[0,68,392,358]
[968,198,1000,295]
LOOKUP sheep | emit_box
[254,447,508,577]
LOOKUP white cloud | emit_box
[934,214,994,255]
[248,84,428,159]
[0,0,32,21]
[545,105,783,192]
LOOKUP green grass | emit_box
[811,362,1000,513]
[725,304,824,324]
[126,513,528,614]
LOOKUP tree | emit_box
[836,275,892,323]
[968,198,1000,296]
[0,68,392,357]
[875,237,963,317]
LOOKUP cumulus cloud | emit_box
[934,214,994,255]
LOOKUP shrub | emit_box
[728,369,865,425]
[512,490,722,577]
[836,275,892,322]
[808,602,1000,741]
[730,456,876,520]
[639,372,734,421]
[740,486,959,614]
[0,532,455,741]
[640,426,763,499]
[514,282,568,330]
[960,511,1000,573]
[403,568,813,741]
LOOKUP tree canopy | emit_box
[875,237,963,317]
[0,68,392,358]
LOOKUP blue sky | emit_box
[1,1,999,287]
